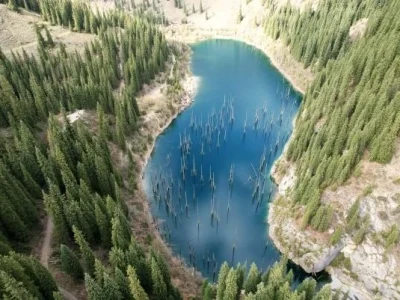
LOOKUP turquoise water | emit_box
[143,39,301,280]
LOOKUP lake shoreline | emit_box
[163,25,313,95]
[133,47,204,298]
[140,74,200,172]
[136,27,309,296]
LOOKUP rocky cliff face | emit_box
[269,142,400,300]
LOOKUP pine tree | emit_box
[313,285,331,300]
[235,264,245,296]
[150,257,167,299]
[244,263,261,294]
[20,163,42,199]
[0,193,29,242]
[115,267,133,300]
[34,24,46,52]
[296,277,317,300]
[385,225,399,249]
[44,26,55,48]
[216,262,229,300]
[95,203,111,249]
[0,271,37,300]
[202,281,216,300]
[0,256,41,298]
[103,272,122,300]
[85,274,104,300]
[223,268,238,300]
[237,5,243,23]
[111,209,131,250]
[43,183,70,243]
[73,226,95,276]
[329,226,343,245]
[28,257,59,300]
[60,244,84,280]
[127,265,149,300]
[7,0,19,11]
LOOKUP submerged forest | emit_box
[0,0,399,299]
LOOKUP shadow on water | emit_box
[143,39,330,284]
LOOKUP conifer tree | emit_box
[329,226,343,245]
[237,5,243,23]
[223,268,238,300]
[95,203,112,249]
[44,26,55,48]
[43,183,70,243]
[103,272,122,300]
[7,0,19,11]
[28,257,59,299]
[60,244,84,280]
[216,262,229,300]
[296,277,317,300]
[111,209,131,250]
[0,193,29,242]
[85,274,104,300]
[313,285,331,300]
[127,265,149,300]
[115,267,133,300]
[73,226,95,276]
[0,271,36,300]
[150,257,167,299]
[244,263,261,294]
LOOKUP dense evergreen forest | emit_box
[265,0,400,233]
[0,0,182,298]
[203,258,333,300]
[3,0,399,298]
[1,0,333,297]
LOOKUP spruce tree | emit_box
[7,0,19,11]
[296,277,317,300]
[85,274,104,300]
[0,271,36,300]
[244,263,261,294]
[127,265,149,300]
[216,262,229,300]
[60,244,84,280]
[44,26,55,48]
[95,203,111,249]
[72,226,95,276]
[150,257,167,299]
[0,193,29,242]
[222,268,238,300]
[115,267,133,300]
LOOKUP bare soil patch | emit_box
[0,4,95,57]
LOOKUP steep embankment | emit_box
[270,142,400,299]
[265,1,400,299]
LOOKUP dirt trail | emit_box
[40,216,54,267]
[58,287,79,300]
[40,217,79,300]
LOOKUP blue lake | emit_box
[143,39,302,280]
